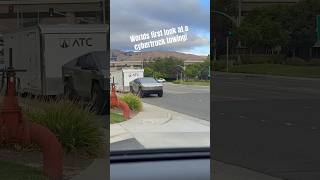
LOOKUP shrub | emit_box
[309,59,320,66]
[120,93,142,112]
[213,60,227,71]
[271,55,287,64]
[22,97,105,156]
[286,57,308,66]
[240,55,286,64]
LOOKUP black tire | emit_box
[138,88,144,98]
[90,82,106,114]
[130,86,134,93]
[158,90,163,97]
[64,80,78,100]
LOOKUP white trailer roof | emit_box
[0,0,102,5]
[39,24,109,34]
[4,24,108,35]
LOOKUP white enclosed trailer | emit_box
[111,68,144,92]
[3,24,108,95]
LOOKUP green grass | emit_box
[0,160,47,180]
[172,80,210,86]
[110,112,125,124]
[227,64,320,78]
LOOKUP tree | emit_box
[185,64,199,79]
[235,0,320,57]
[146,57,184,79]
[144,67,154,77]
[235,9,289,54]
[185,60,210,80]
[154,71,164,79]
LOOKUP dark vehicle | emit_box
[129,77,163,97]
[62,51,108,113]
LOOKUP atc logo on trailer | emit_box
[59,37,93,48]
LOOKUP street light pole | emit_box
[102,0,106,24]
[237,0,242,63]
[213,10,240,64]
[226,35,229,72]
[177,65,185,82]
[238,0,242,26]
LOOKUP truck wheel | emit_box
[158,90,163,97]
[90,82,106,114]
[138,88,144,98]
[64,80,77,100]
[130,86,134,93]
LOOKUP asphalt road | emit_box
[141,82,210,121]
[212,72,320,180]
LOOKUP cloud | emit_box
[110,0,210,55]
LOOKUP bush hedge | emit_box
[23,97,105,156]
[308,59,320,66]
[285,57,308,66]
[120,93,143,112]
[240,55,286,64]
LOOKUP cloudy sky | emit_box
[110,0,210,56]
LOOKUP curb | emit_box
[110,131,133,144]
[167,82,210,88]
[143,102,210,127]
[214,71,320,81]
[110,122,133,144]
[161,112,172,125]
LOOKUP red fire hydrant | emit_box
[0,49,63,180]
[110,78,131,119]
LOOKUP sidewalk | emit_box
[111,102,210,148]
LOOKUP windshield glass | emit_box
[94,51,108,69]
[139,77,158,83]
[110,0,210,152]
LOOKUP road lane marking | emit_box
[284,122,294,126]
[311,126,318,130]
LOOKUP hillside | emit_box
[111,49,207,62]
